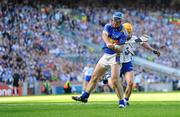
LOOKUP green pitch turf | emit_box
[0,92,180,117]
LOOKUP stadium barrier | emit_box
[51,85,82,94]
[133,56,180,78]
[22,82,28,96]
[35,81,41,95]
[0,83,22,96]
[145,82,173,92]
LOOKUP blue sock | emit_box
[125,97,129,101]
[119,99,125,105]
[81,91,89,99]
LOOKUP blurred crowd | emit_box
[62,6,180,68]
[0,1,87,91]
[0,0,179,93]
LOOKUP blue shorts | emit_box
[84,75,91,82]
[120,62,133,77]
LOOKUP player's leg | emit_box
[13,86,17,96]
[107,64,125,90]
[124,71,134,105]
[110,63,125,108]
[85,63,106,93]
[119,63,126,90]
[72,63,106,103]
[82,80,87,93]
[122,62,134,105]
[82,76,91,94]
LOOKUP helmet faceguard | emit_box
[111,12,124,28]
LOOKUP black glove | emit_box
[153,50,160,57]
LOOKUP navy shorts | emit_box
[120,62,133,77]
[84,75,91,82]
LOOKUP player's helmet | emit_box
[111,12,124,28]
[112,12,124,22]
[123,22,133,34]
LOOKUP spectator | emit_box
[13,70,20,96]
[63,80,72,94]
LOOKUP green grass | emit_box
[0,92,180,117]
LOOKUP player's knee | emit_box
[111,79,119,89]
[127,80,133,87]
[111,78,118,86]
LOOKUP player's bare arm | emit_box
[102,31,114,49]
[142,42,161,57]
[102,31,124,52]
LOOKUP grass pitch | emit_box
[0,92,180,117]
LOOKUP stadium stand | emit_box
[0,0,179,95]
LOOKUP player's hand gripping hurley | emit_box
[114,34,149,49]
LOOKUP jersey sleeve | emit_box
[132,35,143,45]
[103,24,111,35]
[119,33,128,44]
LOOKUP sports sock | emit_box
[119,99,125,105]
[125,97,129,101]
[81,91,89,99]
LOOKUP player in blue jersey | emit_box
[72,12,128,108]
[106,22,160,106]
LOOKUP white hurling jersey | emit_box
[120,35,143,63]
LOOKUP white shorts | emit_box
[98,53,121,69]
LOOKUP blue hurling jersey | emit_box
[102,23,127,54]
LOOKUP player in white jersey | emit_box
[107,22,160,106]
[82,63,94,93]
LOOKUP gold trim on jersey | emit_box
[109,38,119,44]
